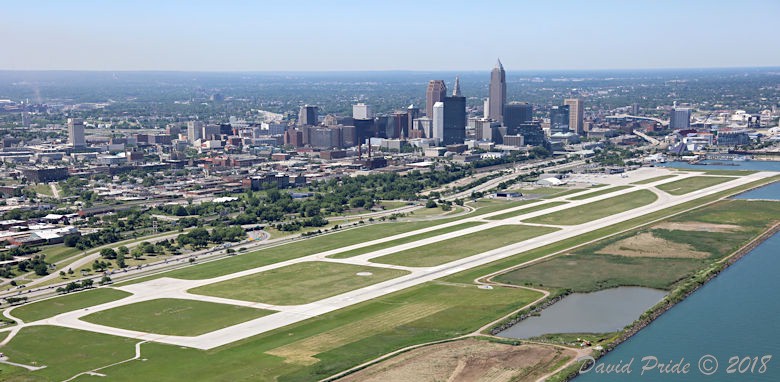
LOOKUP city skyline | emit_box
[2,1,779,72]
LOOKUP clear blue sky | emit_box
[2,0,778,71]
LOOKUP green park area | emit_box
[525,190,657,225]
[485,201,568,220]
[81,298,274,336]
[328,221,484,259]
[655,176,734,195]
[189,262,409,305]
[0,283,539,382]
[10,288,131,322]
[567,185,633,201]
[373,224,559,267]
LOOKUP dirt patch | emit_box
[653,222,742,233]
[339,339,573,382]
[598,232,710,259]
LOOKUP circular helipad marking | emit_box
[356,272,373,276]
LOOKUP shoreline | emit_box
[555,221,780,381]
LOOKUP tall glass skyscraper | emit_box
[489,59,506,123]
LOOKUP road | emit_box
[4,168,774,350]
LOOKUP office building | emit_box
[187,121,204,143]
[442,77,466,146]
[407,104,420,132]
[564,98,584,135]
[298,105,318,126]
[353,103,373,119]
[670,108,691,129]
[426,80,447,117]
[488,59,506,122]
[503,102,533,129]
[549,105,570,134]
[67,118,86,148]
[432,102,445,142]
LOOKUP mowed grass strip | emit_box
[525,190,658,226]
[0,326,137,381]
[329,221,485,259]
[134,219,468,281]
[656,176,734,195]
[631,174,677,185]
[188,262,409,305]
[485,201,569,220]
[71,284,541,382]
[11,288,132,322]
[372,225,559,267]
[81,298,273,336]
[567,185,633,201]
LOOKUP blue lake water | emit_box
[497,287,667,339]
[575,232,780,381]
[659,160,780,172]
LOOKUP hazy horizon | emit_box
[2,0,779,72]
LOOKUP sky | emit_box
[1,0,779,72]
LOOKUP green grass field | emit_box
[466,198,536,216]
[0,326,137,381]
[188,262,409,305]
[496,199,780,293]
[328,221,484,259]
[10,288,132,322]
[525,190,658,226]
[124,219,469,282]
[485,201,568,220]
[567,185,633,201]
[495,253,702,292]
[7,283,540,382]
[372,225,559,267]
[81,299,274,336]
[630,175,677,185]
[655,176,734,195]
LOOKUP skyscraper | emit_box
[298,105,318,126]
[406,104,420,134]
[549,105,570,134]
[67,118,86,148]
[488,59,506,123]
[443,77,466,146]
[432,102,444,143]
[352,103,373,119]
[503,102,533,129]
[670,108,691,129]
[426,80,447,117]
[187,121,203,142]
[564,98,584,135]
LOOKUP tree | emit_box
[116,253,126,268]
[425,199,438,208]
[64,235,80,247]
[117,246,129,256]
[34,263,48,276]
[59,270,66,278]
[100,248,117,259]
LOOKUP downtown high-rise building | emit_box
[442,77,466,146]
[488,59,506,123]
[549,105,570,134]
[67,118,86,147]
[670,107,691,129]
[352,103,373,119]
[187,121,203,142]
[503,102,533,129]
[298,105,318,126]
[564,98,584,135]
[432,102,445,142]
[425,80,447,118]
